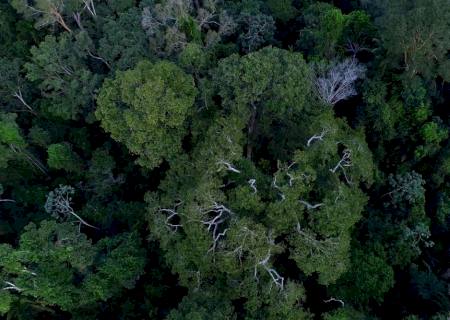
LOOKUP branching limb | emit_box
[330,149,353,184]
[201,202,233,253]
[12,89,36,115]
[217,160,240,173]
[159,208,183,232]
[254,250,284,290]
[306,129,328,147]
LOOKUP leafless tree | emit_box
[45,185,98,231]
[315,58,366,105]
[12,89,36,115]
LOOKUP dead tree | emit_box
[45,185,98,231]
[315,58,366,105]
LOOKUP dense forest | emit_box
[0,0,449,319]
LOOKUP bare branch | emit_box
[200,202,233,253]
[299,200,324,210]
[330,149,353,184]
[324,297,345,307]
[315,58,366,105]
[2,281,22,292]
[12,89,36,115]
[159,208,183,232]
[306,128,328,147]
[45,186,98,230]
[248,179,257,193]
[254,249,284,290]
[217,160,240,173]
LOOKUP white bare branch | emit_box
[299,200,324,210]
[306,128,328,147]
[330,149,353,184]
[12,89,36,115]
[254,250,284,291]
[159,208,183,232]
[315,58,366,105]
[248,179,257,193]
[83,0,97,17]
[272,176,285,200]
[2,281,22,292]
[324,297,345,307]
[217,160,240,173]
[200,202,233,253]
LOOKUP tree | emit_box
[141,0,236,57]
[98,8,149,71]
[331,245,394,305]
[47,143,82,173]
[96,60,197,169]
[0,220,145,313]
[314,58,366,106]
[25,32,100,120]
[213,47,312,160]
[376,0,450,80]
[11,0,75,32]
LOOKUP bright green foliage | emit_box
[25,33,100,120]
[96,60,197,169]
[0,220,145,312]
[299,3,346,58]
[0,113,26,168]
[47,143,82,173]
